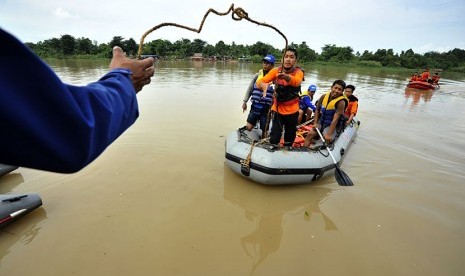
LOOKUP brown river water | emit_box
[1,60,465,276]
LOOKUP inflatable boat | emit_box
[406,81,438,90]
[0,164,18,177]
[0,193,43,228]
[225,118,360,185]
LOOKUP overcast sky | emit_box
[1,0,464,54]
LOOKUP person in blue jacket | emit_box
[297,84,317,125]
[0,28,155,173]
[241,54,275,134]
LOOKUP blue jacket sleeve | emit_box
[308,99,316,112]
[0,29,139,173]
[301,96,316,112]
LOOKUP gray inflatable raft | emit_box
[225,118,360,185]
[0,193,43,228]
[0,164,19,177]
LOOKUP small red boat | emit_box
[406,80,438,90]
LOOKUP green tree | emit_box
[60,34,76,55]
[192,39,207,54]
[249,41,274,57]
[296,41,317,62]
[215,40,229,57]
[360,50,374,61]
[144,39,173,57]
[173,38,193,58]
[203,44,216,57]
[96,43,112,58]
[109,36,125,49]
[229,41,242,58]
[399,49,423,68]
[320,44,354,63]
[123,38,137,57]
[76,37,96,55]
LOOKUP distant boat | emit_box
[406,80,439,90]
[139,54,159,60]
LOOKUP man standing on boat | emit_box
[241,54,275,134]
[421,67,431,82]
[304,80,348,147]
[256,48,304,148]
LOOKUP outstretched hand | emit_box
[109,46,155,92]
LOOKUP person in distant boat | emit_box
[297,84,317,125]
[241,54,275,134]
[410,72,419,82]
[256,48,304,147]
[431,72,440,84]
[343,84,358,126]
[0,28,155,173]
[304,79,348,147]
[421,67,431,82]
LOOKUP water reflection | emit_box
[223,167,336,274]
[0,208,47,263]
[404,87,434,107]
[0,173,24,193]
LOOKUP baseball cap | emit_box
[308,84,317,92]
[262,54,275,64]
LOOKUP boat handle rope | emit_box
[137,4,288,59]
[240,139,268,174]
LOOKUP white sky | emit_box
[1,0,464,54]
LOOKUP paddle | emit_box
[314,127,354,186]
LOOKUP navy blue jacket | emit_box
[0,29,139,173]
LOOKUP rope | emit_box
[137,4,288,58]
[240,139,267,170]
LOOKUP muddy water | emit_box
[1,60,465,276]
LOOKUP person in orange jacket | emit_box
[256,48,304,147]
[343,84,358,126]
[431,72,441,84]
[421,67,430,82]
[410,72,419,82]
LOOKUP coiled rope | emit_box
[137,3,288,58]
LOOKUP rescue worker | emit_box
[297,84,317,125]
[343,84,358,126]
[304,80,348,147]
[421,67,431,82]
[241,54,275,134]
[431,72,440,84]
[256,48,304,147]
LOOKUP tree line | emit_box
[26,34,465,72]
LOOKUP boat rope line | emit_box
[137,3,288,58]
[240,139,268,175]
